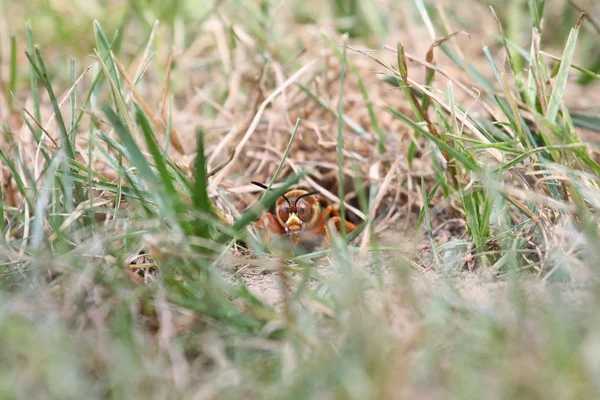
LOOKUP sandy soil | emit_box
[234,250,595,316]
[230,203,597,315]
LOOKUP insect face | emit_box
[275,190,320,239]
[251,181,320,244]
[251,180,356,249]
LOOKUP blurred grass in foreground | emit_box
[1,0,600,398]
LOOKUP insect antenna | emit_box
[251,181,293,206]
[294,190,320,205]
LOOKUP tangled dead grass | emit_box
[4,2,600,277]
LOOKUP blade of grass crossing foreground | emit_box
[350,160,369,218]
[447,81,460,135]
[31,154,62,251]
[18,106,50,162]
[26,22,42,142]
[337,34,349,237]
[25,46,82,209]
[94,23,141,170]
[134,105,192,233]
[432,104,456,197]
[482,46,532,148]
[415,179,443,241]
[396,42,423,123]
[422,31,471,113]
[133,51,157,89]
[0,149,33,211]
[86,117,98,232]
[64,58,77,216]
[571,113,600,133]
[0,174,4,238]
[440,43,497,92]
[561,106,600,175]
[94,49,134,139]
[526,30,541,110]
[135,106,181,200]
[95,133,153,207]
[527,0,545,33]
[163,95,173,161]
[8,35,16,111]
[217,172,305,244]
[385,106,481,172]
[296,83,370,137]
[490,7,525,98]
[546,14,584,124]
[69,58,77,140]
[260,118,301,201]
[102,105,169,215]
[94,21,125,106]
[25,47,75,160]
[73,37,118,128]
[322,32,386,153]
[462,188,492,267]
[192,130,212,240]
[420,177,442,268]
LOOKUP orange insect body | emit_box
[252,182,356,246]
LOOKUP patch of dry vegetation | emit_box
[1,0,600,398]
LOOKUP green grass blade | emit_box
[93,20,125,103]
[296,83,370,137]
[133,51,157,89]
[25,22,41,141]
[571,113,600,133]
[528,0,542,32]
[322,32,386,153]
[0,149,33,211]
[217,172,305,244]
[31,154,61,251]
[420,177,442,268]
[8,35,16,111]
[0,173,4,238]
[546,14,584,124]
[102,105,158,188]
[134,105,195,235]
[337,34,348,236]
[69,57,77,137]
[385,106,480,172]
[192,130,212,240]
[25,47,74,160]
[261,118,301,199]
[134,105,179,196]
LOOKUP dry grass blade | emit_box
[365,44,458,185]
[39,64,93,132]
[380,44,514,131]
[208,60,317,192]
[160,49,179,115]
[422,31,471,111]
[568,1,600,34]
[22,108,58,149]
[114,57,185,154]
[127,19,159,102]
[57,198,113,232]
[425,31,471,68]
[546,12,586,124]
[285,158,367,220]
[358,157,400,259]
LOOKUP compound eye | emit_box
[297,201,312,221]
[277,202,290,222]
